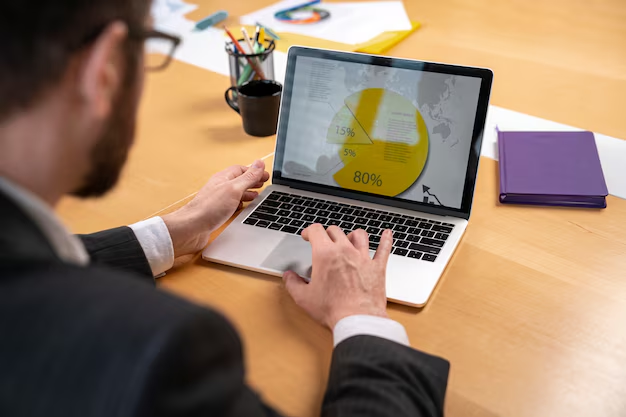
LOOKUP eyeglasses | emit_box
[76,25,182,72]
[131,29,182,71]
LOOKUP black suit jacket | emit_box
[0,191,450,416]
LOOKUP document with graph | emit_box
[281,55,483,210]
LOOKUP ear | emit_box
[78,21,129,120]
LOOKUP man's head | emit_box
[0,0,152,201]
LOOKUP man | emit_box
[0,0,450,416]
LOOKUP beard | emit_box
[71,50,140,198]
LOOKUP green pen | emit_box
[237,43,266,85]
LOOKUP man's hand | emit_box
[162,160,269,258]
[283,225,393,330]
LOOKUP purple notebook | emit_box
[498,130,608,208]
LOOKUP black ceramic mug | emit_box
[225,80,282,137]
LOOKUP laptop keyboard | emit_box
[243,191,455,262]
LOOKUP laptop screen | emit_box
[274,48,493,219]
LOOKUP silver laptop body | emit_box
[203,47,493,307]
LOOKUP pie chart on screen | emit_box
[326,88,429,197]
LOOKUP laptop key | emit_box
[277,209,290,217]
[408,243,440,254]
[393,224,408,232]
[369,242,379,250]
[370,235,381,243]
[256,220,270,228]
[327,219,341,226]
[380,222,393,230]
[418,222,431,230]
[256,206,278,215]
[432,225,453,233]
[281,225,299,234]
[366,226,381,235]
[421,237,444,248]
[391,216,405,225]
[328,205,341,212]
[266,193,281,201]
[435,232,449,241]
[442,223,455,227]
[268,223,282,231]
[342,215,356,222]
[422,254,437,262]
[243,218,257,226]
[393,248,408,256]
[280,203,294,210]
[301,222,313,230]
[303,200,317,207]
[395,240,409,248]
[302,214,316,222]
[329,212,343,220]
[405,219,418,227]
[406,235,420,242]
[340,207,354,214]
[421,230,435,238]
[394,232,407,241]
[250,212,278,223]
[315,202,330,210]
[262,200,281,208]
[353,210,368,218]
[340,222,354,230]
[304,208,317,215]
[365,212,379,220]
[289,212,303,219]
[290,219,304,227]
[292,198,305,205]
[378,214,393,222]
[317,210,331,217]
[407,251,422,259]
[314,216,327,224]
[407,227,419,235]
[293,206,305,213]
[279,196,293,203]
[277,217,291,225]
[368,219,381,227]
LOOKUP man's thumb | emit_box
[235,159,264,191]
[283,270,307,302]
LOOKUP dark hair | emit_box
[0,0,151,121]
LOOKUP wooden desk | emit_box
[58,1,626,416]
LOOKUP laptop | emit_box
[203,47,493,307]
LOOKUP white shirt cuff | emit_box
[333,315,410,347]
[129,216,174,277]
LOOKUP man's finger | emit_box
[301,223,331,244]
[217,165,247,180]
[248,182,266,190]
[283,270,308,304]
[348,228,369,254]
[326,225,347,243]
[232,160,265,192]
[242,191,258,201]
[373,229,393,266]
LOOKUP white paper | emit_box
[240,1,412,45]
[151,0,198,25]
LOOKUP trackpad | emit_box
[260,235,313,280]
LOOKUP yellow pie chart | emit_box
[327,88,429,196]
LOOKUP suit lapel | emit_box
[0,191,60,265]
